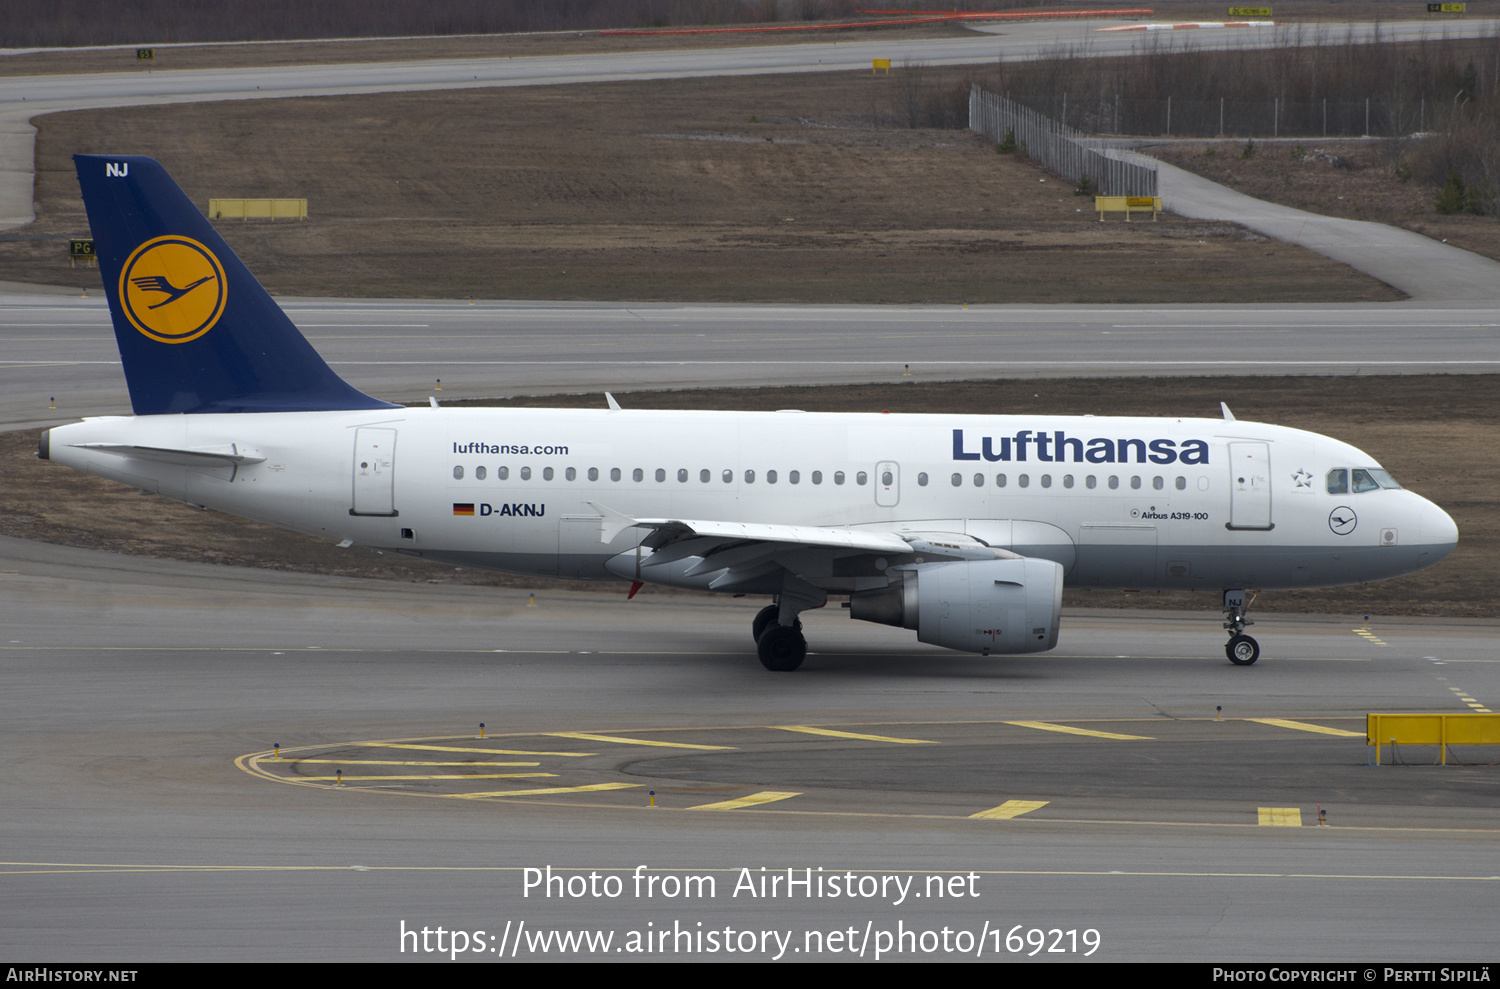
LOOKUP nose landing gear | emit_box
[1223,588,1259,665]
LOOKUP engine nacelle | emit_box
[849,557,1063,655]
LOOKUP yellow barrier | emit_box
[1095,195,1161,221]
[873,58,891,75]
[209,198,308,221]
[1367,712,1500,765]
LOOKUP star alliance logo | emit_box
[1292,469,1312,488]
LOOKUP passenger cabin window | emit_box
[453,466,464,480]
[812,471,823,485]
[632,468,643,482]
[543,467,554,481]
[588,468,598,481]
[856,472,868,486]
[498,466,510,480]
[917,473,928,486]
[834,472,845,485]
[520,467,531,480]
[475,466,486,480]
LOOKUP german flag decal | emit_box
[452,503,475,516]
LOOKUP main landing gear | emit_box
[752,601,806,672]
[1223,588,1260,666]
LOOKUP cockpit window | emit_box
[1331,467,1402,494]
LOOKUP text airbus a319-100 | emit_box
[40,155,1458,671]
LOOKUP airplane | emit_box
[39,154,1459,671]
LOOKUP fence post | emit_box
[1166,96,1171,136]
[1219,97,1224,137]
[1274,98,1278,138]
[1365,98,1370,137]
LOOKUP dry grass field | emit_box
[5,374,1491,617]
[6,72,1397,304]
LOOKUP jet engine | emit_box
[849,557,1063,655]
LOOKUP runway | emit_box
[2,533,1497,961]
[5,290,1500,427]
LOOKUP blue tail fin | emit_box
[74,154,397,415]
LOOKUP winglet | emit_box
[605,392,622,411]
[74,154,397,415]
[1220,402,1236,421]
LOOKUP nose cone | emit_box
[1418,495,1459,567]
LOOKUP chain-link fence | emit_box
[1044,95,1439,139]
[968,86,1157,197]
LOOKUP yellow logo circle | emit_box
[119,235,227,344]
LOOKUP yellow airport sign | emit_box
[1229,7,1272,15]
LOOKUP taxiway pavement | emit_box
[1,534,1496,961]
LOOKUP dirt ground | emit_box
[5,374,1491,617]
[5,72,1397,304]
[1151,138,1500,263]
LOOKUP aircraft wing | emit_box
[587,501,1011,595]
[588,501,911,555]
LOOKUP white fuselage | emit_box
[45,407,1458,595]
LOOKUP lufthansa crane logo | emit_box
[118,235,227,344]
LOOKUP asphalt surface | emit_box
[2,533,1497,962]
[1157,160,1500,302]
[6,289,1500,427]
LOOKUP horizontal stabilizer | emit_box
[70,441,266,467]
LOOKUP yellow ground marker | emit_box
[1353,629,1389,647]
[299,773,556,781]
[450,783,640,799]
[971,800,1050,820]
[1247,718,1364,738]
[546,732,732,750]
[774,726,936,744]
[1447,686,1492,713]
[689,791,801,811]
[352,742,593,757]
[1003,721,1153,741]
[1258,807,1303,826]
[285,759,541,767]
